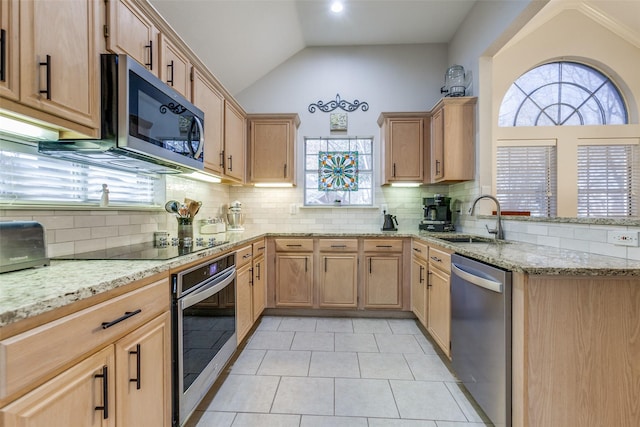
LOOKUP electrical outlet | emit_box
[289,203,298,215]
[607,230,639,247]
[381,204,388,213]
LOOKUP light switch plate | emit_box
[607,230,639,246]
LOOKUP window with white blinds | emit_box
[577,145,638,217]
[0,150,163,206]
[496,145,557,216]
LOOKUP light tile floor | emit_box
[186,316,491,427]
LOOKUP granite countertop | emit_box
[2,228,640,330]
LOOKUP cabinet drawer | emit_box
[236,245,253,268]
[319,239,358,252]
[363,239,403,252]
[428,246,452,274]
[253,240,266,258]
[274,238,313,252]
[412,240,429,260]
[0,278,169,401]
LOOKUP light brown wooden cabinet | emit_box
[274,239,313,307]
[426,244,452,357]
[235,244,254,344]
[363,239,404,309]
[318,239,358,308]
[158,33,191,99]
[0,0,19,102]
[0,277,172,427]
[429,97,476,183]
[247,114,300,185]
[106,0,159,74]
[224,100,247,183]
[378,112,428,184]
[16,0,100,133]
[252,240,267,320]
[192,67,225,176]
[411,240,429,327]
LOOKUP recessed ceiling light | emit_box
[330,1,344,13]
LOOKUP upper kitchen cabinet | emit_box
[429,97,476,183]
[224,100,247,183]
[247,114,300,185]
[192,67,225,176]
[0,0,19,101]
[378,112,429,185]
[105,0,159,75]
[158,33,191,99]
[16,0,101,134]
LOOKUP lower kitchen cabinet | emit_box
[252,253,266,319]
[427,244,452,357]
[319,253,358,308]
[0,276,171,427]
[235,244,254,344]
[364,255,402,309]
[1,312,171,427]
[275,253,313,307]
[411,240,429,327]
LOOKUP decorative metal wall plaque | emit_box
[309,94,369,113]
[318,151,359,191]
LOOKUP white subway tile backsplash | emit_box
[91,226,119,239]
[74,215,106,228]
[55,227,91,243]
[74,238,107,253]
[48,241,74,257]
[105,215,131,226]
[38,216,75,230]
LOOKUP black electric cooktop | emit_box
[53,240,229,261]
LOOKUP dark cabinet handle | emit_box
[228,155,233,171]
[94,365,109,419]
[331,245,347,248]
[393,163,396,177]
[286,244,302,247]
[305,257,308,272]
[430,256,442,263]
[145,40,153,70]
[39,55,51,100]
[129,344,141,390]
[284,163,287,178]
[220,150,225,168]
[256,262,261,280]
[427,271,433,287]
[376,245,393,248]
[0,29,6,82]
[243,253,252,259]
[419,265,424,283]
[435,160,441,175]
[167,60,174,86]
[324,257,327,272]
[369,258,372,274]
[413,247,422,253]
[101,309,142,329]
[249,267,254,285]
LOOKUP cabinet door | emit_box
[411,256,428,327]
[428,267,450,357]
[250,119,294,183]
[364,255,402,309]
[0,346,116,427]
[319,253,358,308]
[275,253,313,307]
[388,118,424,181]
[158,34,191,99]
[106,0,158,74]
[224,101,246,182]
[0,0,19,101]
[431,108,444,182]
[193,68,225,175]
[19,0,100,128]
[115,312,171,427]
[252,256,266,319]
[236,264,253,344]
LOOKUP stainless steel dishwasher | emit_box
[450,254,512,427]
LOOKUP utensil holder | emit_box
[177,217,193,243]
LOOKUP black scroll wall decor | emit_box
[308,94,369,113]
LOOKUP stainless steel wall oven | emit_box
[172,253,236,426]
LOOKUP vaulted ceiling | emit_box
[148,0,640,96]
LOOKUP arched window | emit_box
[496,61,637,218]
[499,61,627,127]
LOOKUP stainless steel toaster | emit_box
[0,221,50,273]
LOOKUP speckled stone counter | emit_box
[2,228,640,329]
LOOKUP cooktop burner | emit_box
[53,240,229,261]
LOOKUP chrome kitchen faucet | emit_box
[469,194,504,240]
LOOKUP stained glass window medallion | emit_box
[318,151,358,191]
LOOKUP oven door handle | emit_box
[180,268,236,308]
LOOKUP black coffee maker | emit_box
[419,194,454,232]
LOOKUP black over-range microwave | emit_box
[39,54,205,174]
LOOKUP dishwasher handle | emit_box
[451,262,503,293]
